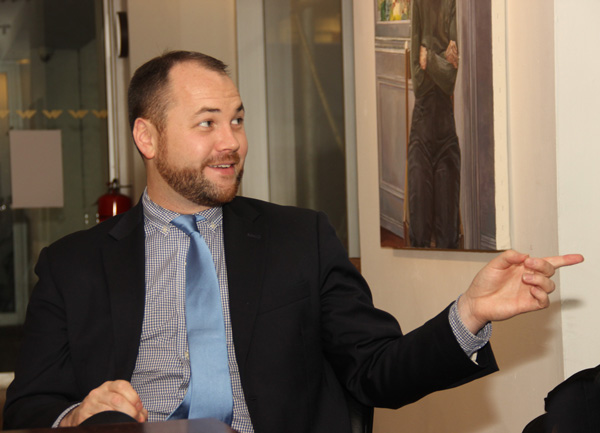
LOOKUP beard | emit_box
[155,138,243,208]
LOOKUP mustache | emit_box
[203,153,241,167]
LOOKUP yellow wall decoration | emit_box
[42,110,63,119]
[68,109,89,119]
[16,110,36,119]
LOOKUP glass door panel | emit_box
[0,0,109,372]
[263,0,349,249]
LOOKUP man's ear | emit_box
[132,118,159,160]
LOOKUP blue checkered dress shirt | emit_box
[131,191,254,432]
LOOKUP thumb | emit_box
[491,250,529,270]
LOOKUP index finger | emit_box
[543,254,584,269]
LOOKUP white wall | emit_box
[127,0,237,199]
[355,0,573,431]
[555,0,600,377]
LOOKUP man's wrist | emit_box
[456,293,488,334]
[53,403,80,428]
[449,298,492,358]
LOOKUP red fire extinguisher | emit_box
[97,179,132,222]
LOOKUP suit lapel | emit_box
[223,198,267,371]
[102,202,146,379]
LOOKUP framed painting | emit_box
[374,0,509,250]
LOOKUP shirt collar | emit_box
[142,188,223,233]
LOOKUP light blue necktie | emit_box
[168,214,233,423]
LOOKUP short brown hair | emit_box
[127,51,229,133]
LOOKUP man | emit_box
[3,51,583,433]
[408,0,461,248]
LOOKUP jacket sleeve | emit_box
[316,212,498,408]
[424,1,458,95]
[3,247,82,429]
[3,207,145,430]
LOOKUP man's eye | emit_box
[199,120,213,127]
[231,117,244,125]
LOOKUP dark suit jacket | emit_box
[3,197,498,432]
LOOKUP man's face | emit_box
[152,62,248,208]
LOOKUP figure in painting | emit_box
[407,0,460,248]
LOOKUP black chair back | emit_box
[345,393,374,433]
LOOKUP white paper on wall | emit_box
[9,130,64,208]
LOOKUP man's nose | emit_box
[215,125,241,152]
